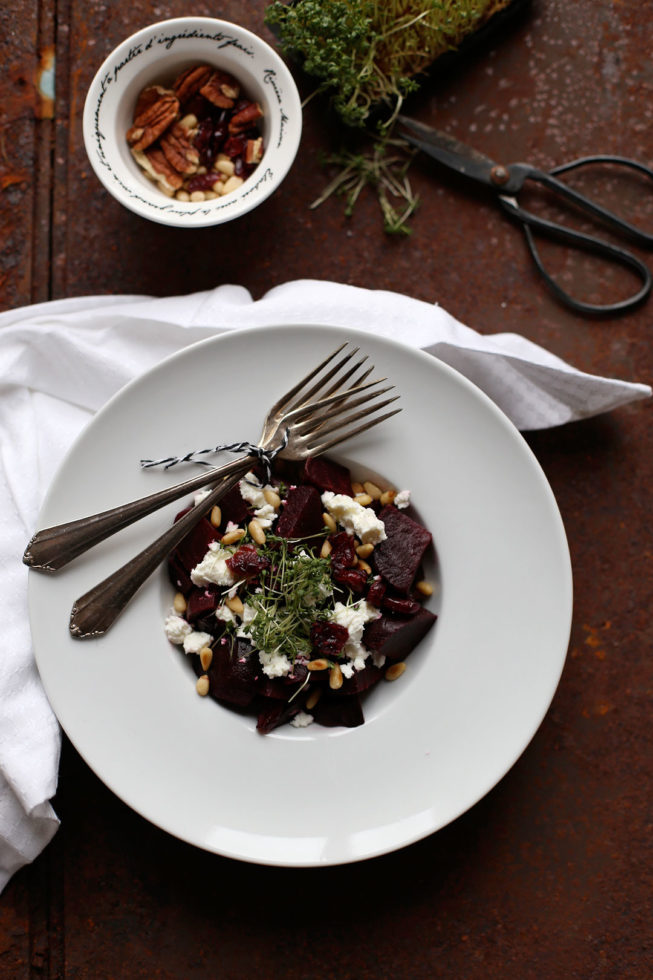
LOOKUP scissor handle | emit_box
[527,157,653,249]
[498,195,652,315]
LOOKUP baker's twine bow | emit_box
[140,432,289,484]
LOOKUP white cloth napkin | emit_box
[0,279,649,890]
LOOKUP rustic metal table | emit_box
[2,1,652,977]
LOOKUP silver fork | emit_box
[67,348,400,638]
[24,343,385,573]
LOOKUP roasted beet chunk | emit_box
[363,607,437,662]
[185,586,221,622]
[312,693,365,728]
[337,661,382,695]
[310,621,349,659]
[226,544,271,580]
[172,517,221,576]
[374,506,433,593]
[256,699,300,734]
[304,456,352,496]
[206,638,258,706]
[219,482,251,526]
[275,485,324,538]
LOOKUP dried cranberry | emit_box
[382,596,421,616]
[226,544,271,580]
[333,566,368,593]
[223,134,247,158]
[329,532,356,572]
[366,579,386,607]
[194,117,216,167]
[233,156,245,177]
[186,172,222,193]
[211,122,227,155]
[310,621,349,659]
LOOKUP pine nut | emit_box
[175,190,190,201]
[210,505,222,528]
[221,527,245,545]
[329,663,343,690]
[225,595,244,615]
[221,175,244,195]
[385,662,407,681]
[196,674,210,696]
[180,114,198,130]
[354,493,373,507]
[263,488,281,509]
[215,156,235,177]
[351,482,364,495]
[363,481,382,500]
[307,658,329,671]
[199,647,213,671]
[173,592,187,614]
[248,518,266,545]
[305,688,322,710]
[190,190,206,202]
[322,512,337,532]
[356,543,374,559]
[416,580,434,596]
[320,538,332,558]
[380,489,396,507]
[357,559,372,575]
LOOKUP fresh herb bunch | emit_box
[239,535,334,663]
[265,0,512,233]
[265,0,509,130]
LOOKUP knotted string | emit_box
[140,432,288,485]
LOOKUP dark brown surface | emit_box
[2,1,652,977]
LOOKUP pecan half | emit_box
[173,65,213,106]
[160,121,200,175]
[200,70,241,109]
[228,101,263,134]
[126,86,179,151]
[245,137,264,165]
[131,147,184,193]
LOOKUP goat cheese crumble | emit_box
[191,543,236,588]
[239,472,279,528]
[330,599,381,671]
[321,491,387,545]
[182,630,213,655]
[164,612,193,645]
[394,489,411,509]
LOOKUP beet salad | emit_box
[164,455,437,733]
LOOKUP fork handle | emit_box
[23,456,250,572]
[69,464,249,639]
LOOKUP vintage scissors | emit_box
[398,115,653,315]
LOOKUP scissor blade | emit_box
[397,115,500,187]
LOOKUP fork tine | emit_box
[286,377,389,423]
[294,387,396,433]
[296,394,400,440]
[305,408,403,458]
[319,356,372,399]
[267,343,348,416]
[285,346,364,411]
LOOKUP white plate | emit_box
[28,324,572,866]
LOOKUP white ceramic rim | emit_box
[28,324,573,866]
[82,17,302,226]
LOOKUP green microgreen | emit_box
[240,535,334,663]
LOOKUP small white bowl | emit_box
[82,17,302,227]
